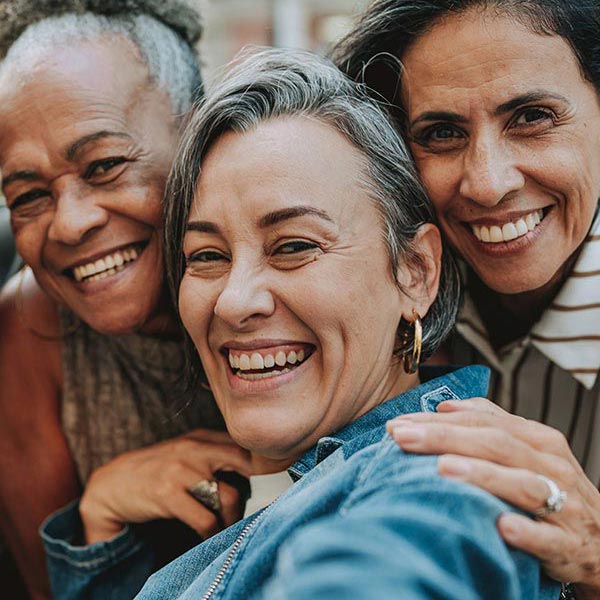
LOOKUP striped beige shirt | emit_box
[449,210,600,485]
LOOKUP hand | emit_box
[79,429,252,544]
[387,398,600,596]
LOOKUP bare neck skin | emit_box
[469,250,579,350]
[250,371,421,475]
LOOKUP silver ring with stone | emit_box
[188,479,222,513]
[534,474,567,518]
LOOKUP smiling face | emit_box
[0,37,178,334]
[178,117,436,469]
[402,10,600,295]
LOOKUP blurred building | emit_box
[197,0,370,79]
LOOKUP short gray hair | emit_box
[164,47,460,382]
[0,1,202,115]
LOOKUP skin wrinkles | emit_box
[401,10,600,336]
[179,117,441,475]
[0,36,178,335]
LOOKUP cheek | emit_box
[12,221,47,265]
[412,155,454,212]
[178,279,213,342]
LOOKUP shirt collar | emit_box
[288,365,490,481]
[458,207,600,389]
[530,209,600,389]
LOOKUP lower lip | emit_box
[224,353,313,395]
[465,209,552,258]
[69,245,150,294]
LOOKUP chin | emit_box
[475,264,558,296]
[227,418,307,460]
[79,305,155,336]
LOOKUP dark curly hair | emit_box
[332,0,600,126]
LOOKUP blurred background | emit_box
[198,0,369,76]
[0,0,371,286]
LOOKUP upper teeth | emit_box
[229,349,307,371]
[471,209,544,243]
[72,246,139,282]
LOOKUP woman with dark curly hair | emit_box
[333,2,600,598]
[0,3,251,598]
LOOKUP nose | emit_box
[459,134,525,207]
[47,179,109,245]
[214,260,275,329]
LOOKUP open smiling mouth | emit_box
[67,242,148,283]
[226,346,315,381]
[469,208,548,243]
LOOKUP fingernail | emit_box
[386,417,413,433]
[391,425,426,445]
[498,515,519,542]
[437,401,459,412]
[438,456,471,477]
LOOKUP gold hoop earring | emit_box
[399,309,422,375]
[15,266,80,341]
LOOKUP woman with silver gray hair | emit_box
[0,2,252,599]
[41,47,559,600]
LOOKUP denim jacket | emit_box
[41,366,560,600]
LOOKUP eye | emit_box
[187,250,228,264]
[8,188,52,215]
[412,124,466,151]
[511,107,555,128]
[270,239,322,270]
[84,157,128,180]
[275,240,319,255]
[185,248,230,278]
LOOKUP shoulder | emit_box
[0,269,62,411]
[346,432,508,520]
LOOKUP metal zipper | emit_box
[202,504,272,600]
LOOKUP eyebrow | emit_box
[2,131,133,187]
[66,130,132,161]
[186,205,334,234]
[494,91,570,115]
[258,205,333,228]
[2,169,40,187]
[408,90,570,129]
[408,111,467,129]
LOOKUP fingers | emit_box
[390,421,556,473]
[154,467,243,536]
[436,397,507,415]
[497,513,580,582]
[438,455,562,518]
[388,407,581,469]
[169,491,221,538]
[218,481,245,527]
[172,438,253,478]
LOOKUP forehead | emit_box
[0,35,150,108]
[401,10,588,112]
[192,117,368,222]
[0,38,165,163]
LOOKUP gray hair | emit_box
[0,1,203,115]
[164,47,460,384]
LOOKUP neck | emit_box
[251,455,296,476]
[138,287,181,338]
[249,368,421,476]
[469,252,578,349]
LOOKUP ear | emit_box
[395,223,442,319]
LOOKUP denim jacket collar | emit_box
[289,365,490,481]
